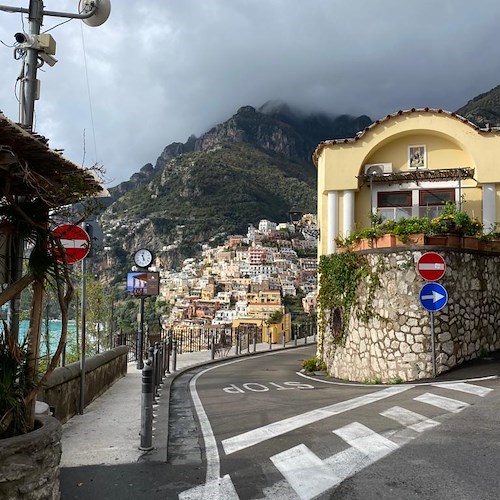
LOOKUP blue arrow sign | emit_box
[419,282,448,312]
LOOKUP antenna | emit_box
[79,0,111,27]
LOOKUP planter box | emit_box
[461,236,479,250]
[425,234,461,247]
[395,233,425,246]
[373,234,396,248]
[425,235,447,245]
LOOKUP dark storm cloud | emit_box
[1,0,500,185]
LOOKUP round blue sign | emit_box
[419,282,448,312]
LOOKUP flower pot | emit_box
[490,240,500,253]
[461,236,479,250]
[444,234,461,248]
[425,235,447,246]
[0,416,61,499]
[395,233,425,246]
[374,234,396,248]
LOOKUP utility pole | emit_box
[0,0,110,339]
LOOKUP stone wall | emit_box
[38,346,129,423]
[0,416,61,500]
[322,248,500,382]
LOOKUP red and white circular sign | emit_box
[417,252,446,281]
[53,224,90,264]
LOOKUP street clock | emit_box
[134,248,153,268]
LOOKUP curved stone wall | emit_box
[322,248,500,382]
[0,416,61,499]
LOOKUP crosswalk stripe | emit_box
[414,392,469,413]
[333,422,399,460]
[270,444,341,500]
[178,474,239,500]
[222,385,411,455]
[380,406,440,432]
[432,382,493,397]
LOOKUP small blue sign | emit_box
[419,282,448,312]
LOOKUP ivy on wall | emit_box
[317,251,381,346]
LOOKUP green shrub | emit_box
[302,356,327,373]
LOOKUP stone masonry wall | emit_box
[0,416,61,500]
[322,248,500,382]
[38,345,129,423]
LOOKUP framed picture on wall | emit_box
[409,145,426,169]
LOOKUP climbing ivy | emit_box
[317,250,381,345]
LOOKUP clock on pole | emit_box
[134,248,153,268]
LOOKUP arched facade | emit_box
[314,109,500,255]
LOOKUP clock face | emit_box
[134,248,153,268]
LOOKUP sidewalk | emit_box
[60,339,313,468]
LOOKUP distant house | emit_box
[313,108,500,254]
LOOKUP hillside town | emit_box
[150,214,319,344]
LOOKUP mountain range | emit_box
[98,85,500,274]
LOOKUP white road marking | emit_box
[333,422,399,460]
[178,474,238,500]
[270,444,341,500]
[222,385,410,455]
[296,370,497,386]
[414,392,469,413]
[432,382,493,397]
[380,406,440,432]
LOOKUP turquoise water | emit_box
[4,319,78,356]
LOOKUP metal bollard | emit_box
[269,332,272,350]
[172,340,177,371]
[235,331,240,355]
[294,325,298,346]
[304,331,308,344]
[139,359,154,451]
[211,337,215,360]
[282,332,286,348]
[165,338,171,374]
[253,332,257,352]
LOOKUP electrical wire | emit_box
[79,22,99,167]
[43,17,73,34]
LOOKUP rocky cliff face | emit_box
[97,103,372,276]
[455,84,500,127]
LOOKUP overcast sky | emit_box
[1,0,500,187]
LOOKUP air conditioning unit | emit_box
[364,163,393,175]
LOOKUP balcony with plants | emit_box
[336,202,500,252]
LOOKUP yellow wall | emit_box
[317,110,500,256]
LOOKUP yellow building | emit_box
[313,108,500,255]
[232,314,292,344]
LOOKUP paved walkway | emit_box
[60,339,313,467]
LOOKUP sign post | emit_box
[419,281,448,378]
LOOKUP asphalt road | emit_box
[173,345,500,499]
[61,345,500,499]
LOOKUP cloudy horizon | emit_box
[1,0,500,187]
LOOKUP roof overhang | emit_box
[0,111,107,206]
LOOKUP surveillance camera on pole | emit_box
[0,0,111,129]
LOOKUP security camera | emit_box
[14,32,35,45]
[39,52,58,67]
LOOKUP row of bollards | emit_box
[139,338,178,450]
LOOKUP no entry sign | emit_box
[53,224,90,264]
[417,252,446,281]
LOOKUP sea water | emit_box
[1,319,78,357]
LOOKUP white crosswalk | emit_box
[178,381,495,500]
